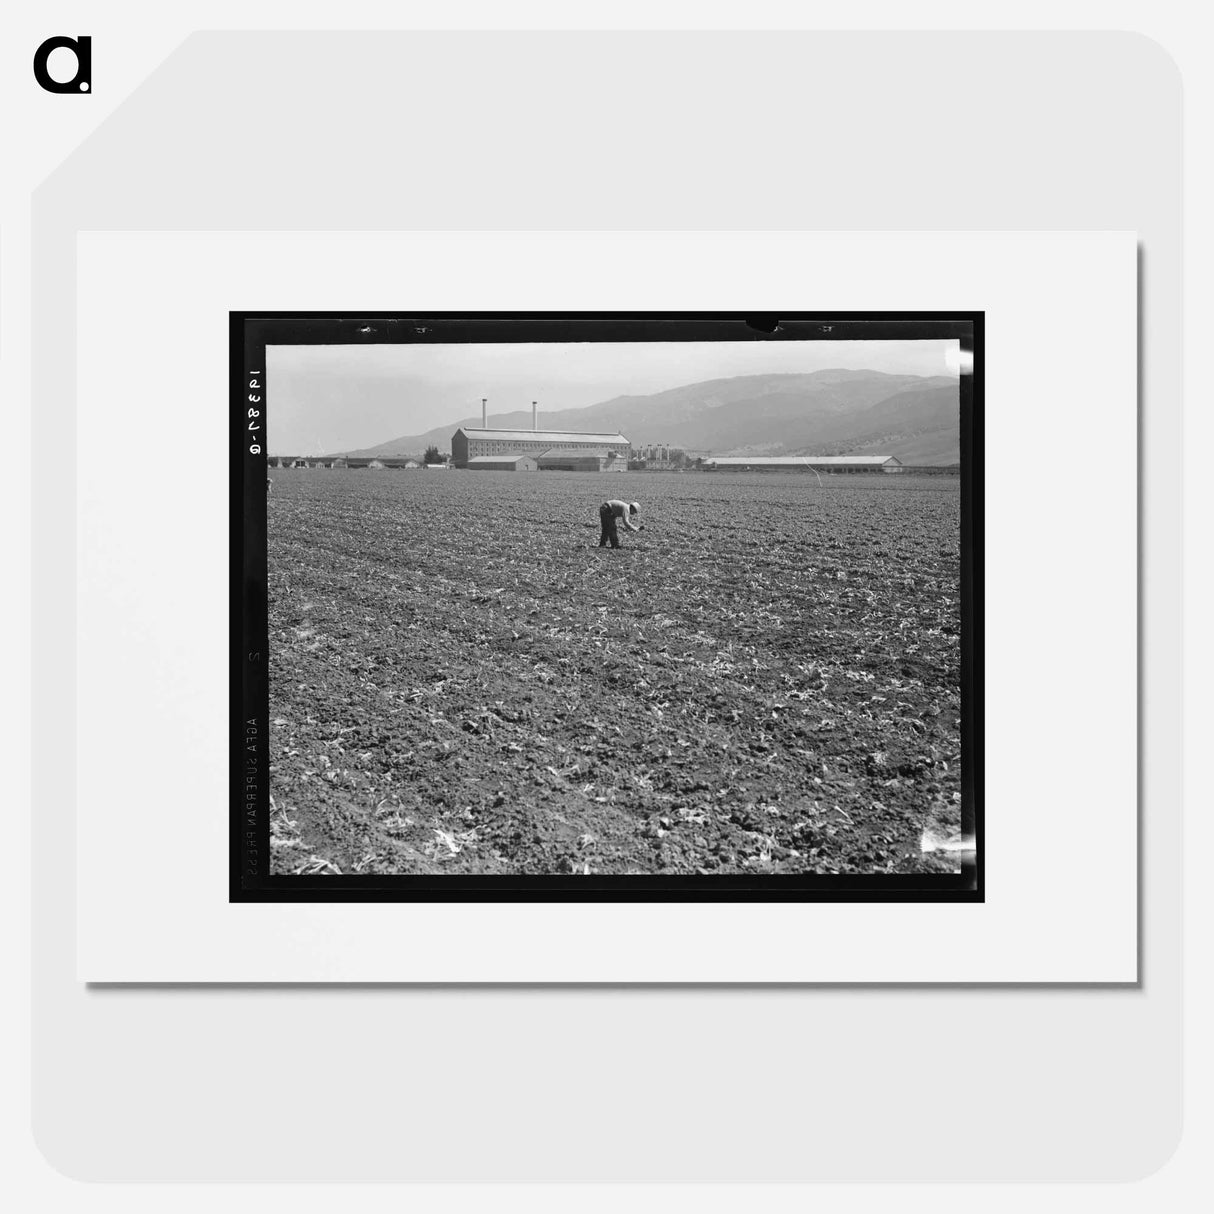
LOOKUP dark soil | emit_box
[267,470,962,876]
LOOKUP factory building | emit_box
[451,398,631,469]
[634,444,686,466]
[453,427,631,467]
[704,455,905,474]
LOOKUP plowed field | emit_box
[267,469,963,876]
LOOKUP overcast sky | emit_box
[267,338,960,455]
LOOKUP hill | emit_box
[335,369,961,465]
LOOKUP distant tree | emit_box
[628,458,648,471]
[670,450,688,469]
[423,446,447,465]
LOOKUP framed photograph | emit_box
[233,311,981,902]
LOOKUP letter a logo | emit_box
[33,35,92,94]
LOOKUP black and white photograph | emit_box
[234,313,981,899]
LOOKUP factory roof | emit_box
[466,454,536,465]
[457,427,629,444]
[537,447,621,459]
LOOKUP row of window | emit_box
[469,442,628,454]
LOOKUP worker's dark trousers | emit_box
[598,504,620,548]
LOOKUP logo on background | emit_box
[33,36,91,94]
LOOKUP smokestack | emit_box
[532,400,537,431]
[481,398,487,428]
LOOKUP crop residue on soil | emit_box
[267,470,962,877]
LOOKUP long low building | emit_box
[536,447,626,472]
[452,426,630,467]
[466,454,538,472]
[704,455,905,473]
[273,456,423,469]
[464,447,627,472]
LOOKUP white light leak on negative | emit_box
[920,830,976,854]
[944,343,972,376]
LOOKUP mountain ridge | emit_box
[321,369,961,465]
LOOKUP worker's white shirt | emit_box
[603,500,640,531]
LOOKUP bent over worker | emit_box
[598,499,641,548]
